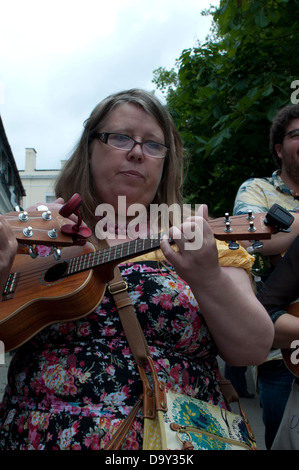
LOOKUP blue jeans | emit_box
[257,360,294,449]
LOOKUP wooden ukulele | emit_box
[281,301,299,377]
[0,203,294,351]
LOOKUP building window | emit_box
[45,194,56,203]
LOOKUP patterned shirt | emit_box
[234,170,299,215]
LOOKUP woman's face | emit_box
[89,103,166,216]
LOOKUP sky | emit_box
[0,0,218,170]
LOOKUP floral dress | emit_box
[0,242,253,450]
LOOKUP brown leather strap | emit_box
[108,267,167,411]
[108,268,150,365]
[104,398,142,450]
[105,265,167,449]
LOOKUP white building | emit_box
[19,148,66,208]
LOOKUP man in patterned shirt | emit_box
[230,104,299,449]
[234,104,299,260]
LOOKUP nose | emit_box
[127,141,144,161]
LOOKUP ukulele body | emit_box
[0,244,110,351]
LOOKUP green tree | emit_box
[153,0,299,216]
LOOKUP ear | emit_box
[275,143,283,160]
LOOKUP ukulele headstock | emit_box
[209,211,274,249]
[5,210,88,245]
[210,204,294,250]
[5,194,92,259]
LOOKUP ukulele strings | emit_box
[9,237,162,288]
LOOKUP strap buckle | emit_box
[108,280,128,295]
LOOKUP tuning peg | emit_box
[247,210,255,221]
[224,221,232,233]
[23,226,33,237]
[42,210,52,221]
[248,221,256,232]
[28,246,37,258]
[247,241,264,253]
[48,228,58,239]
[251,241,264,250]
[19,211,29,222]
[224,213,231,223]
[53,247,61,260]
[228,241,239,250]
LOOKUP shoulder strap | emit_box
[108,267,150,365]
[108,267,167,410]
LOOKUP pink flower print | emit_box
[67,354,76,369]
[102,325,117,336]
[84,432,101,450]
[106,364,115,377]
[78,322,90,336]
[43,364,77,396]
[170,364,181,382]
[156,316,166,329]
[153,293,173,310]
[138,302,148,313]
[59,423,79,450]
[177,291,192,308]
[182,368,189,385]
[122,346,131,357]
[35,245,52,257]
[126,429,140,450]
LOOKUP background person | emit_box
[257,235,299,449]
[228,103,299,449]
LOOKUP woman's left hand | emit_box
[160,204,221,288]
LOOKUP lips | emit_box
[120,169,144,179]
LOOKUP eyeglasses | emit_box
[92,132,168,158]
[284,129,299,140]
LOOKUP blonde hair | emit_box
[55,89,185,233]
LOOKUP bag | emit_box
[143,388,256,450]
[108,267,257,451]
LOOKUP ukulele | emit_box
[281,301,299,377]
[0,203,294,351]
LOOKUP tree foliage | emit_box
[153,0,299,216]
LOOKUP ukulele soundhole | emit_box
[44,262,68,283]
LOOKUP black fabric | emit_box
[257,235,299,322]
